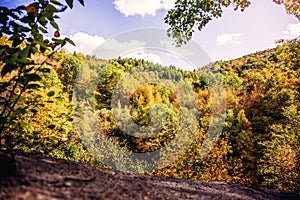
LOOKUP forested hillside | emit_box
[1,36,299,193]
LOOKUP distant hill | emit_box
[1,37,299,195]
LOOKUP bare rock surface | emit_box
[0,150,299,200]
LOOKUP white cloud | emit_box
[63,32,105,55]
[114,0,175,17]
[92,39,146,59]
[62,33,162,63]
[101,39,145,54]
[160,40,193,58]
[216,33,242,46]
[284,23,300,37]
[123,51,162,64]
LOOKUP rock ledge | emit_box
[0,150,299,200]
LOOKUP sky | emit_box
[2,0,300,69]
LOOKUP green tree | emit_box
[0,0,84,148]
[166,0,300,45]
[258,105,300,193]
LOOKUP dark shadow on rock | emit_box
[0,152,16,177]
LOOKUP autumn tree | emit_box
[0,0,86,156]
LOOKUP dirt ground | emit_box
[0,150,299,200]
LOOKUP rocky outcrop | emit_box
[0,150,299,200]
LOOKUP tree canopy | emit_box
[166,0,300,45]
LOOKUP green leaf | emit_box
[7,52,18,64]
[32,40,49,51]
[15,108,27,115]
[19,25,31,32]
[78,0,85,6]
[65,0,73,9]
[50,20,59,29]
[17,120,34,133]
[38,26,48,33]
[18,120,27,127]
[55,96,64,103]
[24,66,34,73]
[0,47,6,55]
[45,4,58,12]
[24,74,42,82]
[17,46,31,62]
[47,91,55,97]
[1,63,18,77]
[65,37,75,46]
[93,90,101,96]
[27,83,41,89]
[0,82,9,92]
[37,68,51,73]
[50,0,64,6]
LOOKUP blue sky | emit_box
[2,0,300,67]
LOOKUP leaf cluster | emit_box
[166,0,299,45]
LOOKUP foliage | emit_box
[52,50,85,99]
[76,40,299,193]
[166,0,300,45]
[95,60,184,153]
[91,40,298,193]
[0,0,97,164]
[258,105,300,193]
[274,0,300,19]
[0,0,299,194]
